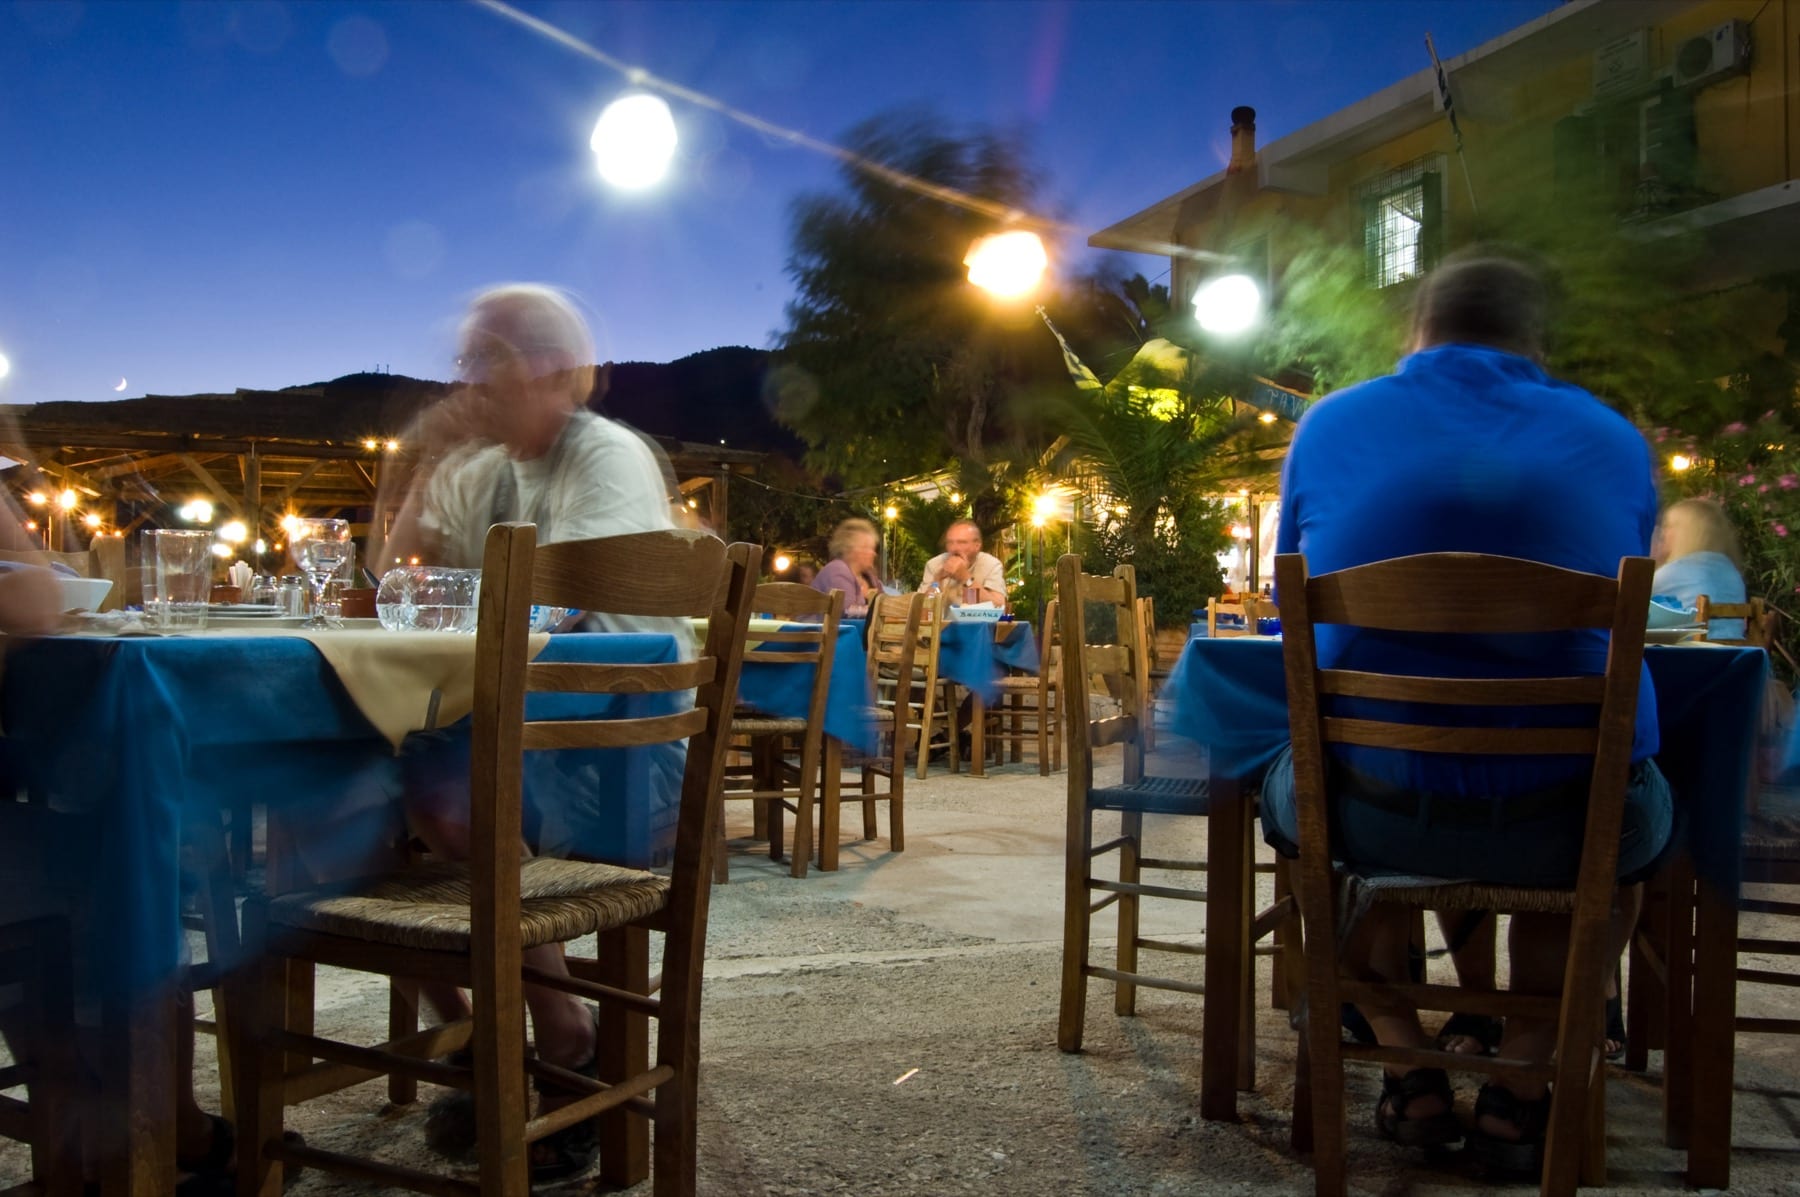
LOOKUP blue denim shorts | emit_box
[1259,746,1674,887]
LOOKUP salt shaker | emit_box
[277,574,306,617]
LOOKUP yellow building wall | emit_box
[1176,0,1798,260]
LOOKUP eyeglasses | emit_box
[453,343,560,375]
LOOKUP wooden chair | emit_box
[910,591,955,779]
[236,526,758,1196]
[1206,594,1265,639]
[817,591,920,871]
[720,582,843,879]
[986,602,1062,774]
[0,536,127,612]
[1277,550,1652,1197]
[1056,557,1290,1056]
[1695,594,1776,647]
[0,916,81,1196]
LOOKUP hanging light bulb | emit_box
[1193,273,1262,335]
[590,93,679,190]
[965,230,1048,300]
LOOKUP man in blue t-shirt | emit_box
[1259,252,1669,1170]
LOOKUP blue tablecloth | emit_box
[936,620,1041,703]
[1166,637,1767,899]
[735,623,876,753]
[1,631,683,998]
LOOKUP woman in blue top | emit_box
[1652,497,1747,639]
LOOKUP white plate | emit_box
[1645,627,1703,644]
[1647,601,1699,629]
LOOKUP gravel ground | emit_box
[6,745,1799,1194]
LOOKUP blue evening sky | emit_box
[2,0,1553,405]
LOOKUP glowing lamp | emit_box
[883,504,898,521]
[363,438,379,451]
[26,491,45,506]
[280,514,302,535]
[218,519,249,544]
[385,439,399,452]
[1193,273,1262,336]
[82,512,102,529]
[179,499,214,524]
[1030,513,1047,528]
[1257,411,1277,424]
[964,230,1048,300]
[1229,523,1252,540]
[590,93,678,190]
[949,491,962,504]
[58,489,78,511]
[1669,454,1693,472]
[22,520,35,531]
[253,538,267,553]
[772,553,792,573]
[1032,492,1057,518]
[209,542,233,559]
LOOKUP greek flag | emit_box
[1426,33,1464,154]
[1036,307,1102,392]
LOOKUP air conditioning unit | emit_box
[1670,19,1750,91]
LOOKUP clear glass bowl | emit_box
[376,566,481,633]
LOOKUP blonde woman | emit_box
[814,517,882,617]
[1652,497,1748,639]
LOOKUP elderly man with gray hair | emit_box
[379,283,683,1181]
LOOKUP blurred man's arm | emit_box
[973,555,1007,606]
[0,563,62,635]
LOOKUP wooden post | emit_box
[712,471,730,539]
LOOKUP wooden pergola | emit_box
[1,380,763,553]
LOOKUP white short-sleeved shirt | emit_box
[418,412,684,639]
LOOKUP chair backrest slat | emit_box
[1322,717,1599,756]
[1304,553,1620,633]
[527,659,714,695]
[1696,594,1775,648]
[1319,670,1608,706]
[521,708,710,752]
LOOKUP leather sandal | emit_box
[1374,1067,1463,1148]
[530,1062,599,1183]
[1469,1082,1552,1175]
[529,1007,603,1184]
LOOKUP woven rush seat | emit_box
[730,714,808,735]
[1089,774,1210,815]
[1338,872,1579,915]
[268,856,669,952]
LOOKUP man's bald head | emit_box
[1411,251,1549,361]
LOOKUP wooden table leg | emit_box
[1236,803,1257,1092]
[969,690,987,779]
[1661,853,1696,1150]
[594,926,651,1187]
[1202,775,1249,1120]
[99,982,178,1196]
[1686,874,1737,1190]
[820,738,842,872]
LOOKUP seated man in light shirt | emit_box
[377,282,685,1181]
[918,518,1006,606]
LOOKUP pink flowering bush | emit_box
[1663,411,1800,668]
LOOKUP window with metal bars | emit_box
[1354,158,1444,288]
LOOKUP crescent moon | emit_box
[113,377,127,392]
